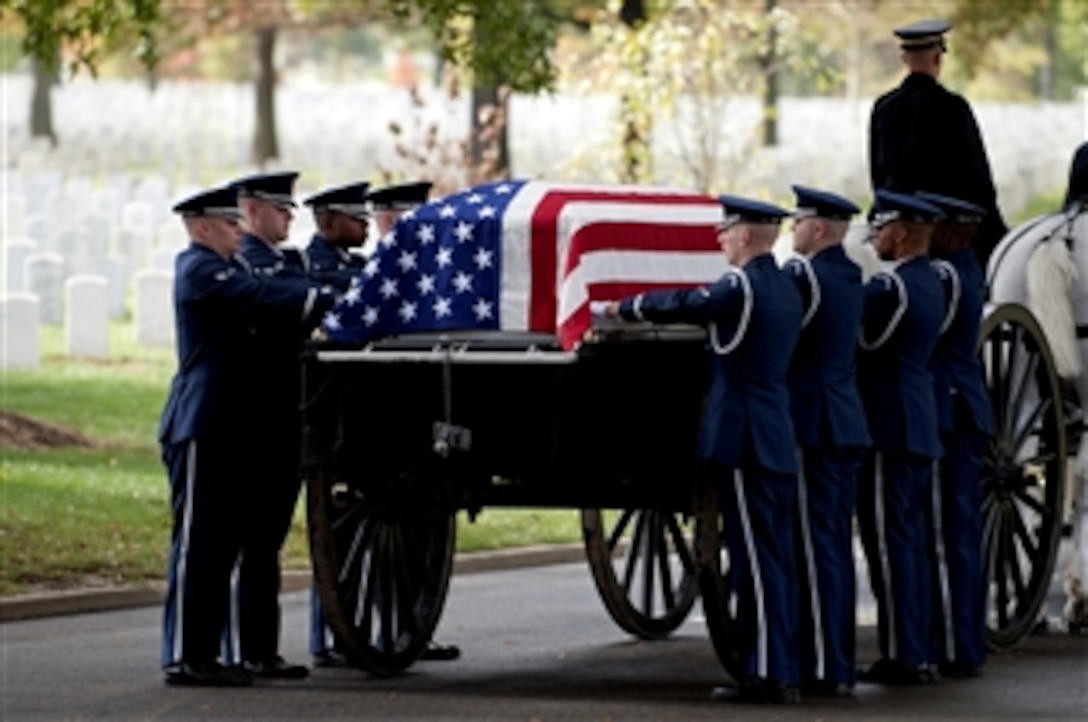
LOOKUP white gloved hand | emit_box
[589,300,612,318]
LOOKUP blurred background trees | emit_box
[3,0,1086,181]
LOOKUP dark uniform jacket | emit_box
[619,254,802,474]
[857,255,943,458]
[305,234,366,292]
[784,245,870,449]
[930,250,994,437]
[158,243,323,445]
[237,235,321,430]
[870,73,1008,264]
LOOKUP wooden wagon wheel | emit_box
[307,470,456,675]
[581,508,699,639]
[978,303,1067,648]
[691,477,743,681]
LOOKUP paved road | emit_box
[2,560,1086,721]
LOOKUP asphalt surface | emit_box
[2,557,1086,721]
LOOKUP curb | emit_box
[0,543,587,623]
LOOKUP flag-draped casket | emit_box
[320,180,726,350]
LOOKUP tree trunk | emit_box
[470,84,510,181]
[620,0,650,184]
[253,26,280,166]
[761,0,779,147]
[1039,0,1057,100]
[29,57,57,147]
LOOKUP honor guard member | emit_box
[783,186,870,697]
[600,196,803,704]
[159,186,335,687]
[856,190,945,685]
[222,171,314,679]
[869,18,1007,267]
[368,180,433,239]
[303,181,370,292]
[917,191,995,678]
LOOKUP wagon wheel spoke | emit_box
[666,513,697,575]
[607,509,636,550]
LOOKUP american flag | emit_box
[321,180,726,350]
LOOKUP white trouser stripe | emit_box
[797,449,825,679]
[734,469,768,678]
[172,440,197,664]
[932,460,955,660]
[228,550,244,663]
[875,453,897,659]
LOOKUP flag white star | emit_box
[473,297,494,320]
[343,285,362,305]
[454,220,474,243]
[433,296,452,318]
[473,247,494,270]
[402,208,417,220]
[478,205,497,219]
[416,224,436,244]
[379,277,399,299]
[417,273,436,295]
[495,183,512,195]
[397,250,418,272]
[439,204,457,218]
[362,306,379,326]
[380,231,397,248]
[398,300,418,322]
[453,270,474,294]
[323,312,341,330]
[436,247,454,268]
[363,258,380,278]
[466,193,484,204]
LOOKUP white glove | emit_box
[589,300,612,318]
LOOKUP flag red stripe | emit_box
[557,280,707,349]
[529,189,719,332]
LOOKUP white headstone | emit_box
[0,293,40,369]
[133,268,174,347]
[4,240,37,294]
[24,251,66,324]
[64,275,109,359]
[95,254,129,319]
[151,246,181,272]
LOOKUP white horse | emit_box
[988,201,1088,632]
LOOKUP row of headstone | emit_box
[0,269,175,370]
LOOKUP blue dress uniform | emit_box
[160,187,334,684]
[303,182,371,292]
[918,192,995,675]
[783,186,870,693]
[220,172,318,673]
[619,197,803,698]
[856,191,945,683]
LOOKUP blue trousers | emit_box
[857,450,935,668]
[796,445,863,686]
[931,428,987,667]
[221,430,302,665]
[161,438,245,668]
[716,463,800,686]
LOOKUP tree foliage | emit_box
[3,0,161,74]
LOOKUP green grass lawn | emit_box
[0,321,585,596]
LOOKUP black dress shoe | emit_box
[246,655,310,679]
[312,650,353,669]
[164,661,253,687]
[710,679,800,705]
[938,661,982,679]
[419,641,461,661]
[857,659,933,685]
[801,680,855,697]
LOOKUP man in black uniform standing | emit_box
[869,18,1007,267]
